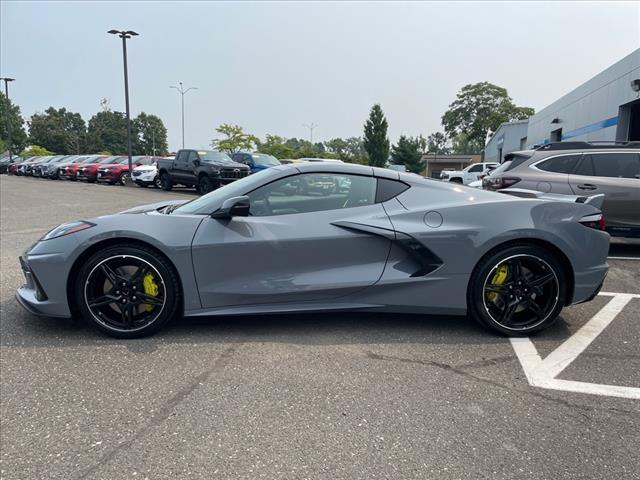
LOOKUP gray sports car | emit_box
[16,162,609,338]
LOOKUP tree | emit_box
[211,124,258,154]
[325,137,368,164]
[441,82,534,152]
[20,145,54,157]
[427,132,450,154]
[85,111,128,154]
[391,135,424,174]
[256,134,295,159]
[363,104,389,167]
[28,107,86,154]
[133,112,168,156]
[450,132,484,154]
[0,92,29,155]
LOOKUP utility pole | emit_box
[0,77,15,161]
[303,122,317,143]
[108,29,138,176]
[170,82,198,149]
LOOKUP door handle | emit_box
[577,184,597,190]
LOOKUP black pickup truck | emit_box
[156,149,250,194]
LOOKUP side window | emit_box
[248,173,376,217]
[536,154,582,174]
[590,153,640,179]
[187,151,199,165]
[468,164,483,173]
[574,155,594,176]
[375,178,409,203]
[176,151,189,163]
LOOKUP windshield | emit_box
[252,153,280,166]
[174,169,280,215]
[198,151,234,163]
[487,161,512,176]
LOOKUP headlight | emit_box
[41,221,95,241]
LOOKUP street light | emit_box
[170,82,198,149]
[303,122,317,143]
[0,77,15,161]
[108,29,138,176]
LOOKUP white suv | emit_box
[440,162,498,185]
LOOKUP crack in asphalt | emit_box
[363,350,640,419]
[74,345,237,480]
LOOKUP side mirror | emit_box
[193,159,200,167]
[211,196,250,219]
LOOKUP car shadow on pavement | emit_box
[0,297,573,351]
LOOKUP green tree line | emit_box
[2,81,533,174]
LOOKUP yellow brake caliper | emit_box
[142,272,159,312]
[487,264,508,302]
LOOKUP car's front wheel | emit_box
[153,175,162,189]
[198,175,215,194]
[119,172,128,186]
[467,245,566,336]
[75,244,181,338]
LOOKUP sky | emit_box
[1,1,639,152]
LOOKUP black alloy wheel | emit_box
[160,173,173,191]
[76,245,181,338]
[468,246,565,335]
[198,175,214,194]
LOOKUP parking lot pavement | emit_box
[1,175,639,480]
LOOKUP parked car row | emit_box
[452,142,640,238]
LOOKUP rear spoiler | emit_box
[498,188,605,210]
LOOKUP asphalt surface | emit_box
[1,175,639,480]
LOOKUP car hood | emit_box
[134,165,157,172]
[119,199,191,214]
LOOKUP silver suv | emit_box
[484,142,640,238]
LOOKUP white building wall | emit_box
[484,121,528,163]
[526,49,640,146]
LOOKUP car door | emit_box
[465,164,484,184]
[569,152,640,233]
[184,151,200,185]
[526,153,581,193]
[172,150,190,183]
[191,172,394,308]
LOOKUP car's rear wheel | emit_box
[75,245,181,338]
[467,245,566,336]
[160,173,173,191]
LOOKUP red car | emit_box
[76,156,126,182]
[96,156,155,185]
[59,155,107,180]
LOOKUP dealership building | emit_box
[485,48,640,163]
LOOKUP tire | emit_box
[198,175,214,195]
[467,244,566,336]
[75,244,182,338]
[119,172,127,186]
[160,172,173,191]
[153,176,162,189]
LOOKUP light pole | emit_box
[108,29,138,176]
[303,122,317,143]
[170,82,198,149]
[0,77,15,161]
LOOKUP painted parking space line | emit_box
[511,292,640,400]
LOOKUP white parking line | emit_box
[511,292,640,400]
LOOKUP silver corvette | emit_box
[17,162,609,338]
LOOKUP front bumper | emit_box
[16,256,71,318]
[77,173,97,181]
[96,171,119,182]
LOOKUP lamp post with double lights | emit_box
[108,29,138,176]
[170,82,198,149]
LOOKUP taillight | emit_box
[579,213,606,231]
[485,176,521,190]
